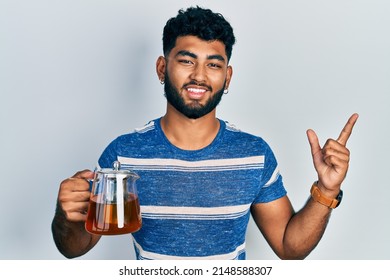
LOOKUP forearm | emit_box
[282,197,332,259]
[51,203,97,258]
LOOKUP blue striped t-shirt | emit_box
[97,117,287,260]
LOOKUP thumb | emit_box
[306,129,323,168]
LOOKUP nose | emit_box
[189,64,206,83]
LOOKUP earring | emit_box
[160,78,165,85]
[223,88,229,94]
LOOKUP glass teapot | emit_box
[85,161,141,235]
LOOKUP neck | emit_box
[160,105,220,150]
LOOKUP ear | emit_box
[156,56,166,82]
[225,65,233,89]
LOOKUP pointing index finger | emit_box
[337,113,359,146]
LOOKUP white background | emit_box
[1,0,389,260]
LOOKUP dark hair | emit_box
[162,6,236,61]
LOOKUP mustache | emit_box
[184,80,212,91]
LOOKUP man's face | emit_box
[161,35,232,119]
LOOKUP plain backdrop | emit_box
[1,0,389,260]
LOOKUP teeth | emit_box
[187,88,206,93]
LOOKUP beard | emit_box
[163,72,225,119]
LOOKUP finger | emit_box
[60,169,94,192]
[60,177,91,192]
[323,150,350,166]
[307,129,321,156]
[323,139,350,156]
[337,113,359,146]
[322,148,350,163]
[66,213,87,223]
[72,169,95,180]
[307,129,325,173]
[62,201,90,213]
[59,187,91,202]
[63,205,89,222]
[322,155,349,175]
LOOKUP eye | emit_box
[178,59,193,65]
[208,63,222,69]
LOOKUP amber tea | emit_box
[86,193,142,235]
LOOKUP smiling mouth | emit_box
[184,80,212,100]
[185,87,207,99]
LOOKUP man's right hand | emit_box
[52,169,101,258]
[57,169,95,222]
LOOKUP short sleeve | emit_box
[253,141,287,204]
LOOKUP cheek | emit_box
[209,72,227,88]
[167,67,188,83]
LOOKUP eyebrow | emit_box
[175,50,226,62]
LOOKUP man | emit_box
[52,6,358,260]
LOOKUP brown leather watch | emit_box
[310,182,343,209]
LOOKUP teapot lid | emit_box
[97,161,139,178]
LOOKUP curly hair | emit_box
[162,6,236,61]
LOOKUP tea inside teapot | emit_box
[85,161,141,235]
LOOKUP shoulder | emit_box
[98,119,162,167]
[115,119,159,143]
[221,119,272,151]
[103,119,161,153]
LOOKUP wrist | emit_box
[310,181,343,209]
[316,180,340,198]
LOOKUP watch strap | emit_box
[310,182,343,209]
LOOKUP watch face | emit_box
[335,190,343,207]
